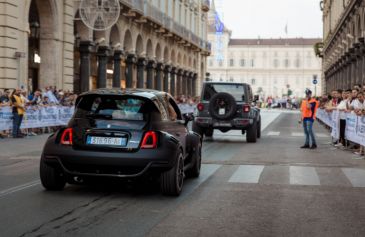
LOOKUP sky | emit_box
[217,0,323,39]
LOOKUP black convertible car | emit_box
[40,89,202,196]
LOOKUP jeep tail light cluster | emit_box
[243,104,251,113]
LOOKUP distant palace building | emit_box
[0,0,211,96]
[206,1,322,98]
[322,0,365,92]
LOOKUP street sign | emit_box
[313,79,318,85]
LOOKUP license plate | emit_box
[87,136,127,146]
[214,122,231,127]
[219,108,226,115]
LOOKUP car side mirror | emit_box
[182,113,194,125]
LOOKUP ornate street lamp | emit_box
[29,21,40,39]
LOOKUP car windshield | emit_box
[203,84,245,101]
[75,95,150,121]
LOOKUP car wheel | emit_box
[160,151,184,196]
[257,116,261,139]
[186,142,202,178]
[40,157,66,191]
[192,122,204,139]
[246,121,257,143]
[204,128,214,137]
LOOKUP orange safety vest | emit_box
[301,98,319,120]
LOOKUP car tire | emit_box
[246,121,258,143]
[40,157,66,191]
[192,122,204,139]
[186,142,202,178]
[160,151,184,196]
[204,128,214,137]
[257,116,261,139]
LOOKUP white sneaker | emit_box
[334,143,343,147]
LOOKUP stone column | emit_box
[155,63,164,91]
[137,58,147,88]
[184,71,190,95]
[146,60,156,89]
[112,50,123,88]
[192,73,198,96]
[360,38,365,85]
[125,54,136,88]
[177,69,183,95]
[79,41,95,93]
[170,67,177,96]
[163,65,171,93]
[96,45,110,88]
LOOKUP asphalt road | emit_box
[1,110,365,237]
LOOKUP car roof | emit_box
[79,88,169,100]
[203,81,249,86]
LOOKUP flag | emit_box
[285,24,288,35]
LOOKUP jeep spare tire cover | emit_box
[208,92,237,120]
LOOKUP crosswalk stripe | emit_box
[341,168,365,187]
[291,132,304,137]
[228,165,265,183]
[289,166,320,186]
[317,133,330,138]
[267,131,280,136]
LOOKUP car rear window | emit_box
[203,84,245,101]
[75,95,154,121]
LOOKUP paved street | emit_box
[1,110,365,237]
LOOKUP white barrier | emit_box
[0,106,74,130]
[317,108,365,146]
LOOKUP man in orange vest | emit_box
[300,89,319,149]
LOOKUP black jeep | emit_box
[192,82,261,143]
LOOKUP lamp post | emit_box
[29,21,40,92]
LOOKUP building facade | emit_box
[322,0,365,93]
[207,36,323,98]
[0,0,211,96]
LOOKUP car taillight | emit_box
[141,131,158,149]
[60,128,73,145]
[243,104,251,113]
[197,103,204,111]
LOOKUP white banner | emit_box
[357,117,365,146]
[331,110,340,140]
[345,113,359,144]
[0,106,74,130]
[317,109,365,145]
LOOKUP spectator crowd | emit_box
[318,84,365,156]
[0,87,77,139]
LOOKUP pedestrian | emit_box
[10,88,26,138]
[300,89,319,149]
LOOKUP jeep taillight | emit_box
[60,128,73,145]
[141,131,158,149]
[243,104,251,113]
[197,103,204,111]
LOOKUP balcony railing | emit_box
[120,1,210,52]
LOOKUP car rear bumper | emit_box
[194,117,253,129]
[42,138,179,179]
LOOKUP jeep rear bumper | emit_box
[194,117,253,129]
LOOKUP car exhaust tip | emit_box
[74,176,84,183]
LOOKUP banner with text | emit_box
[317,109,365,146]
[0,106,74,130]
